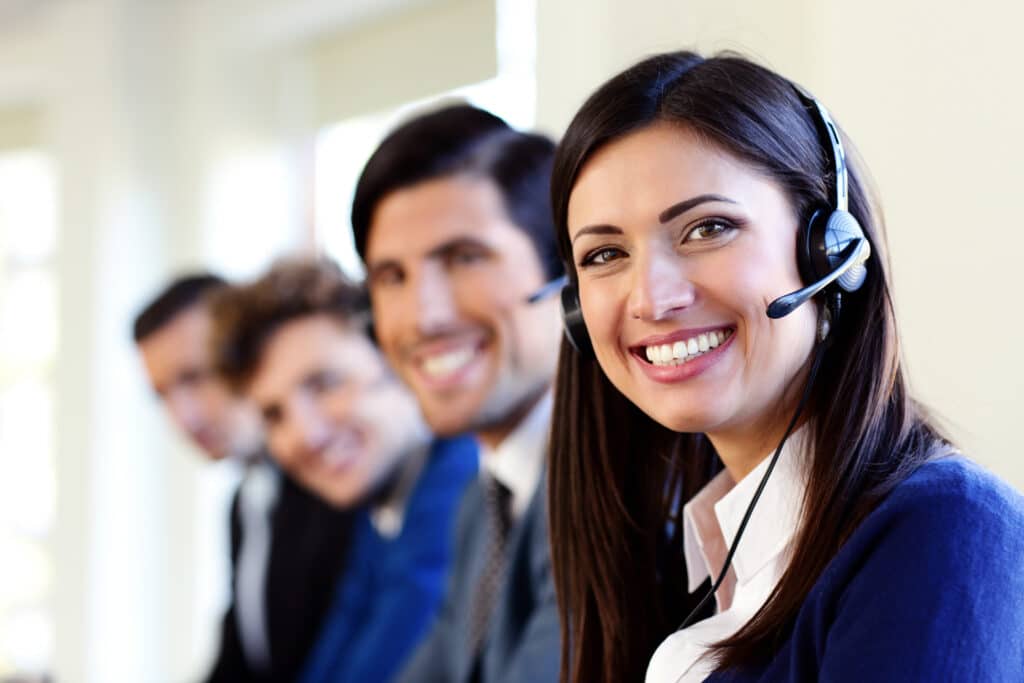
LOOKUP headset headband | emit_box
[791,85,849,213]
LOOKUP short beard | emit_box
[469,379,550,447]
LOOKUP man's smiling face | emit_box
[365,174,561,445]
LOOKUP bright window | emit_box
[0,149,58,677]
[314,0,537,277]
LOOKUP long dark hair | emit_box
[547,51,946,682]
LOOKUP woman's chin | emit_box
[641,404,727,435]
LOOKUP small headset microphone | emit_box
[525,274,568,304]
[766,237,868,319]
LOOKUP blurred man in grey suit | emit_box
[350,104,564,683]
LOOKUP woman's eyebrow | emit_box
[570,224,622,246]
[570,194,738,244]
[658,193,737,224]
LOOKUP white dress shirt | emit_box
[235,458,281,673]
[646,430,807,683]
[479,391,551,520]
[370,443,430,539]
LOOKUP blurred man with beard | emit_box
[352,105,564,683]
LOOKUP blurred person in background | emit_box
[351,104,563,683]
[209,257,477,683]
[133,273,352,683]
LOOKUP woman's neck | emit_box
[708,397,810,483]
[709,351,819,481]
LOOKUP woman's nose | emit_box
[627,246,696,321]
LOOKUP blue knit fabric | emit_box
[298,436,478,683]
[707,456,1024,682]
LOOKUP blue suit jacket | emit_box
[398,473,561,683]
[298,436,477,683]
[708,456,1024,681]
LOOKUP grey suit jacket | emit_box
[398,474,560,683]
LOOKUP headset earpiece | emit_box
[768,86,871,322]
[801,207,869,290]
[560,282,592,355]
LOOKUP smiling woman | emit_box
[567,123,817,462]
[547,51,1024,683]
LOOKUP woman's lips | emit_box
[631,328,735,383]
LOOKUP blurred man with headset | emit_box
[351,104,563,683]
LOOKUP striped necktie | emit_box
[467,476,513,657]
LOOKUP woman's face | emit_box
[566,122,817,449]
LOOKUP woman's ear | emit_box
[816,304,832,342]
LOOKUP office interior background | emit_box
[0,0,1020,680]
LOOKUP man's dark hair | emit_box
[132,272,227,343]
[350,103,562,280]
[208,257,369,392]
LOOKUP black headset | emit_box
[558,85,872,356]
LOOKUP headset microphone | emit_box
[525,274,568,305]
[766,237,868,319]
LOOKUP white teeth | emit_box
[642,329,732,367]
[422,347,475,377]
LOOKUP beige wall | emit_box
[536,0,1024,491]
[311,0,497,124]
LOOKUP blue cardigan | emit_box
[298,436,478,683]
[708,456,1024,681]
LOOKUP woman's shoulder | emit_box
[882,454,1024,525]
[772,459,1024,682]
[776,455,1024,681]
[839,454,1024,574]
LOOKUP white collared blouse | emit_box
[646,431,807,683]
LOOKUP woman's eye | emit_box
[684,220,733,243]
[580,246,625,267]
